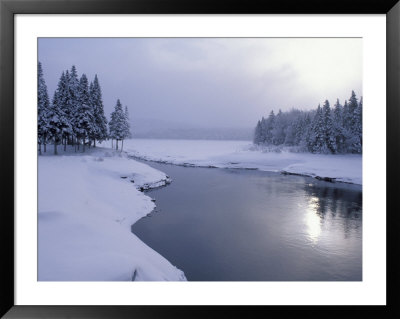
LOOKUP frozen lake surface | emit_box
[132,161,362,281]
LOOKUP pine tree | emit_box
[120,105,132,151]
[38,62,51,154]
[301,113,313,150]
[123,106,131,138]
[344,91,361,153]
[52,71,73,151]
[333,99,345,153]
[75,73,95,152]
[90,75,108,146]
[253,120,262,144]
[322,100,336,153]
[264,111,275,144]
[310,104,325,153]
[352,96,362,153]
[68,66,81,147]
[348,90,358,115]
[47,96,70,155]
[259,117,266,144]
[272,109,285,145]
[109,99,126,150]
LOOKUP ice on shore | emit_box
[120,139,362,185]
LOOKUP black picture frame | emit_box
[1,0,399,318]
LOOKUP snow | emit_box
[38,147,186,281]
[121,139,362,185]
[39,138,361,281]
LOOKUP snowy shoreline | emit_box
[38,146,186,281]
[38,138,361,281]
[123,139,362,185]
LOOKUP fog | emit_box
[39,38,362,137]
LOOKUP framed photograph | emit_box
[1,0,399,317]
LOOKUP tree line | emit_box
[253,91,362,154]
[38,62,131,154]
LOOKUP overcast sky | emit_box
[38,38,362,129]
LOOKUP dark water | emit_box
[131,162,362,281]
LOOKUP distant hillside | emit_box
[131,118,253,141]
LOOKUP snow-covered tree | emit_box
[333,99,346,153]
[119,105,132,151]
[109,99,126,150]
[252,91,362,154]
[253,120,263,144]
[344,91,361,153]
[47,96,71,155]
[309,105,324,153]
[352,96,362,153]
[264,111,275,144]
[90,75,108,146]
[272,110,286,145]
[322,100,337,153]
[67,66,81,147]
[38,62,51,154]
[123,106,131,138]
[75,73,95,152]
[52,71,74,152]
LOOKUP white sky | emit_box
[39,38,362,128]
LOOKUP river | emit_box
[131,161,362,281]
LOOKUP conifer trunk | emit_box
[54,140,58,155]
[116,139,118,150]
[121,139,124,152]
[38,143,42,155]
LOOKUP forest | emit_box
[37,62,131,154]
[253,91,362,154]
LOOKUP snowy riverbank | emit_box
[38,146,186,281]
[120,139,362,185]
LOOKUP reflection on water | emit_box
[304,183,362,242]
[305,197,322,244]
[131,162,362,281]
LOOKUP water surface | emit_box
[131,162,362,281]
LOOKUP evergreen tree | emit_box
[52,71,73,151]
[322,100,336,153]
[272,109,285,145]
[264,111,275,144]
[352,96,362,153]
[38,62,51,154]
[253,120,262,144]
[348,90,358,115]
[120,105,132,151]
[109,99,126,150]
[345,91,361,153]
[123,106,132,139]
[47,96,70,155]
[75,73,95,152]
[300,113,313,150]
[310,104,325,153]
[68,66,81,147]
[259,117,266,144]
[333,99,345,153]
[90,75,108,146]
